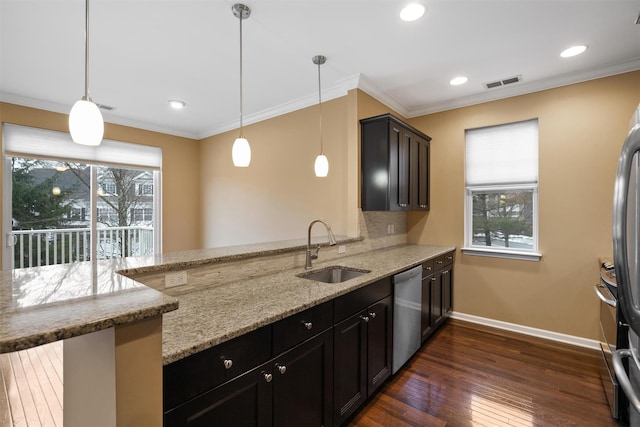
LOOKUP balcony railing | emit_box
[12,226,154,269]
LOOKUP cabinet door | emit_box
[164,361,273,427]
[431,271,443,327]
[417,139,430,210]
[333,312,367,426]
[398,130,411,210]
[273,329,333,427]
[442,267,453,316]
[421,274,434,342]
[367,296,392,396]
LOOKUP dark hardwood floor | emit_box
[348,319,618,427]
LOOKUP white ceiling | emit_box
[1,0,640,140]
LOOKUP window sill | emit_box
[461,247,542,262]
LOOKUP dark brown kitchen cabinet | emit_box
[163,359,273,427]
[333,278,392,426]
[421,252,455,343]
[164,302,333,427]
[361,114,431,211]
[273,328,333,427]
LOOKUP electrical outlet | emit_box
[165,271,187,288]
[338,245,346,254]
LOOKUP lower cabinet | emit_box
[272,329,333,427]
[333,280,392,426]
[421,251,455,343]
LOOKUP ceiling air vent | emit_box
[97,103,115,111]
[484,75,522,89]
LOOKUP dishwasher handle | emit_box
[393,265,423,283]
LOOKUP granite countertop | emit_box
[0,260,178,353]
[161,243,454,365]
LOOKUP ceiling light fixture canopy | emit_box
[232,3,251,167]
[400,3,426,22]
[68,0,104,146]
[560,45,588,58]
[313,55,329,178]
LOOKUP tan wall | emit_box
[0,102,202,261]
[406,70,640,340]
[200,95,356,247]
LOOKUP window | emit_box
[463,119,540,261]
[2,124,162,269]
[137,183,153,195]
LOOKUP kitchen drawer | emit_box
[164,325,272,411]
[443,251,455,266]
[273,300,333,355]
[422,259,435,276]
[334,277,392,324]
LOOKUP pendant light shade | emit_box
[232,137,251,167]
[69,0,103,146]
[314,154,329,177]
[313,55,329,177]
[69,98,104,146]
[232,4,251,167]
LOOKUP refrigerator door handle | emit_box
[613,349,640,414]
[613,124,640,335]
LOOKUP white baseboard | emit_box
[450,312,600,351]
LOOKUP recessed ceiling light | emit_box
[450,76,468,86]
[168,99,186,109]
[560,45,588,58]
[400,3,426,22]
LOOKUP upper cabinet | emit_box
[360,114,431,211]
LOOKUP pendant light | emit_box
[69,0,104,146]
[232,4,251,167]
[313,55,329,177]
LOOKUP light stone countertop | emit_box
[161,243,454,365]
[0,260,178,353]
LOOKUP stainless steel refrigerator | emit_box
[612,102,640,425]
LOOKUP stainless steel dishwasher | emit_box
[392,265,423,373]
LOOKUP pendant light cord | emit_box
[317,61,323,154]
[239,12,244,136]
[84,0,90,101]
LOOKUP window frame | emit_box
[463,184,540,261]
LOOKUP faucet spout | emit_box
[305,219,337,269]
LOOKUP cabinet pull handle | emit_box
[420,204,426,208]
[222,359,233,370]
[446,256,453,260]
[424,266,432,271]
[436,260,443,265]
[369,312,377,319]
[276,364,287,375]
[360,315,370,323]
[431,277,436,282]
[302,321,313,330]
[263,372,273,383]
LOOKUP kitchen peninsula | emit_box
[1,233,455,426]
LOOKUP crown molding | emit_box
[406,57,640,117]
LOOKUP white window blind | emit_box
[465,119,538,186]
[2,124,162,170]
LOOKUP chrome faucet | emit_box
[306,219,337,269]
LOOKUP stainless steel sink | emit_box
[297,266,370,283]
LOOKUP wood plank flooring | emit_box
[349,319,618,427]
[0,320,619,426]
[0,341,63,427]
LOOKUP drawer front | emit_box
[422,259,435,276]
[333,277,393,324]
[273,300,333,355]
[443,251,455,266]
[433,255,446,269]
[164,325,272,411]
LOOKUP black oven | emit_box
[595,266,628,422]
